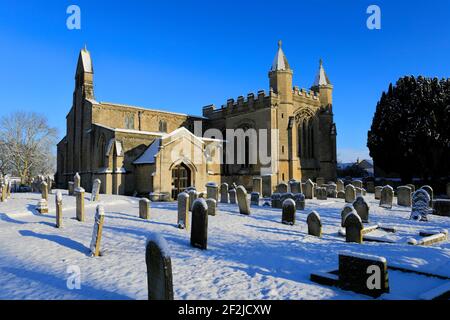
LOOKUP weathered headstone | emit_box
[276,182,288,194]
[55,191,63,228]
[145,234,174,300]
[220,183,229,203]
[326,184,337,198]
[252,177,262,195]
[410,189,432,221]
[139,198,151,220]
[353,196,369,223]
[177,192,190,229]
[280,192,294,204]
[366,181,375,193]
[341,204,355,227]
[75,187,85,222]
[304,179,315,199]
[344,211,363,243]
[250,192,260,206]
[90,205,105,257]
[336,179,344,193]
[91,179,101,202]
[294,193,305,210]
[282,198,296,225]
[352,180,363,189]
[188,189,198,211]
[206,198,217,216]
[337,191,345,199]
[190,198,208,250]
[206,182,219,202]
[307,211,322,237]
[316,187,328,200]
[37,199,48,214]
[68,181,74,196]
[236,186,251,215]
[74,172,81,190]
[339,252,389,298]
[345,185,356,203]
[271,193,282,209]
[380,186,394,209]
[41,181,48,201]
[375,186,383,200]
[289,180,302,194]
[229,188,236,204]
[397,186,412,207]
[316,177,325,187]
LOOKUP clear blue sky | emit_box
[1,0,449,162]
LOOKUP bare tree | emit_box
[0,112,57,184]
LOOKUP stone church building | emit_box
[56,41,337,198]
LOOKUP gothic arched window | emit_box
[298,118,315,159]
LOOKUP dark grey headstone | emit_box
[307,211,322,237]
[353,196,369,223]
[190,198,208,250]
[271,193,281,209]
[282,198,296,225]
[250,192,260,206]
[344,211,363,243]
[293,193,305,210]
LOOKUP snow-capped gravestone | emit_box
[397,186,412,207]
[289,180,301,194]
[145,234,174,300]
[341,204,355,227]
[220,183,229,203]
[304,179,314,199]
[336,179,344,193]
[338,252,389,298]
[345,185,356,203]
[276,182,288,194]
[55,191,63,228]
[177,192,189,229]
[420,185,433,206]
[344,211,364,243]
[75,187,85,222]
[139,198,151,220]
[229,189,236,204]
[188,189,198,211]
[271,193,281,209]
[37,199,48,214]
[294,193,305,210]
[41,181,48,201]
[307,211,322,237]
[326,184,337,198]
[190,198,208,250]
[316,187,327,200]
[374,186,383,200]
[206,198,217,216]
[206,183,219,202]
[68,181,74,196]
[353,196,369,223]
[253,177,262,195]
[250,192,260,206]
[410,189,432,221]
[74,172,81,190]
[90,205,105,257]
[236,186,251,215]
[380,186,394,209]
[91,179,101,202]
[282,198,296,225]
[352,180,363,189]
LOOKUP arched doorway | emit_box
[171,163,191,199]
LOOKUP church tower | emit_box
[74,46,95,100]
[311,59,333,107]
[269,40,293,103]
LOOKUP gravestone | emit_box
[336,179,344,193]
[316,187,327,200]
[375,186,383,200]
[282,198,296,225]
[220,183,229,203]
[262,175,272,197]
[344,211,364,243]
[433,199,450,217]
[355,187,363,195]
[250,192,260,206]
[68,181,74,196]
[406,184,416,193]
[75,187,85,222]
[252,177,262,195]
[206,183,219,202]
[289,180,302,194]
[380,186,394,209]
[420,185,433,206]
[177,192,190,229]
[74,172,81,190]
[410,189,432,221]
[37,199,48,214]
[206,198,217,216]
[339,252,389,298]
[353,196,369,223]
[55,191,63,228]
[91,179,101,202]
[304,179,315,199]
[145,234,174,300]
[345,185,356,203]
[352,180,363,189]
[236,186,251,215]
[41,181,48,201]
[90,205,105,257]
[307,211,322,237]
[271,193,282,209]
[294,193,305,210]
[276,182,288,194]
[190,198,208,250]
[188,189,198,211]
[337,191,345,199]
[139,198,151,220]
[280,193,294,204]
[316,177,325,187]
[326,184,337,198]
[229,188,236,204]
[397,186,412,207]
[366,181,375,193]
[341,204,355,227]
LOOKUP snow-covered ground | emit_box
[0,191,449,300]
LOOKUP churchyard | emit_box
[0,176,449,300]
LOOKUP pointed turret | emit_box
[311,59,333,106]
[75,46,95,100]
[269,40,293,103]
